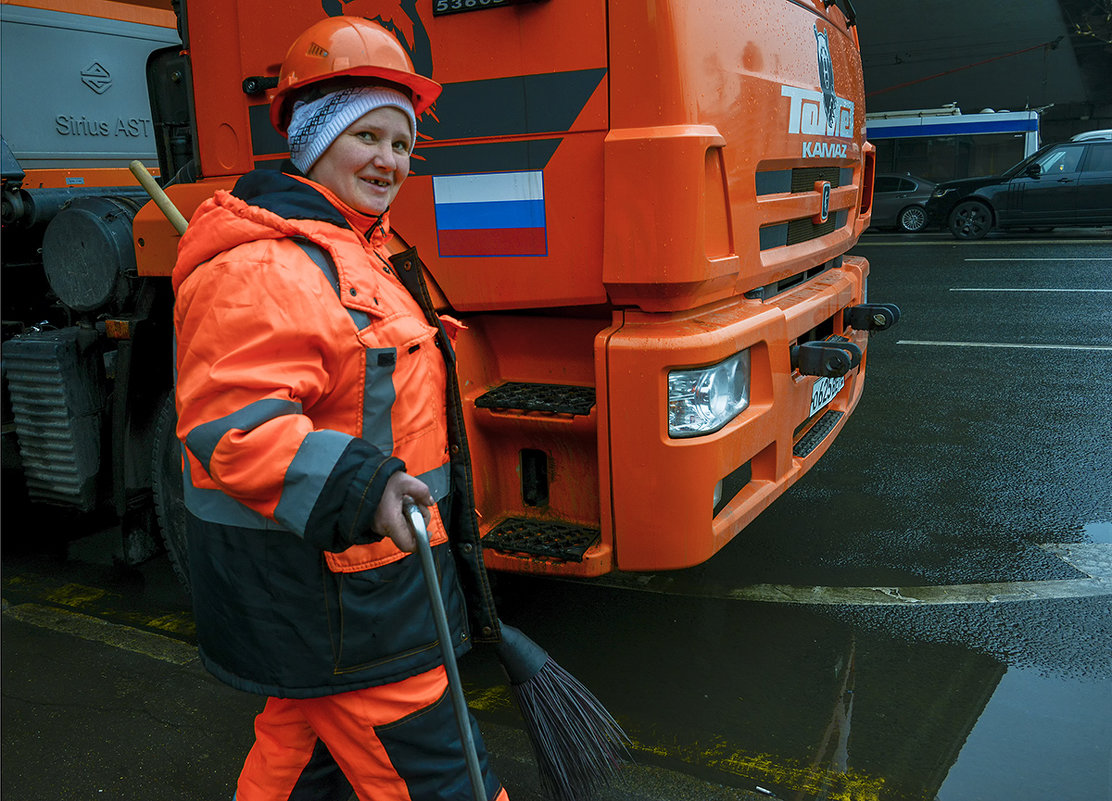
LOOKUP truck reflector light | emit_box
[667,350,750,438]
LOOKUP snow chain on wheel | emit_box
[152,391,191,595]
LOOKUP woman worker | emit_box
[171,16,505,801]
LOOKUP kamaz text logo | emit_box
[803,142,848,159]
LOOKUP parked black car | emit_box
[871,173,935,232]
[926,139,1112,239]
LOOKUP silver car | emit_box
[871,173,936,232]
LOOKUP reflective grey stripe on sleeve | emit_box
[363,347,396,455]
[416,461,452,504]
[182,451,279,530]
[348,307,372,329]
[294,238,371,329]
[295,239,340,295]
[294,240,394,451]
[273,429,354,538]
[185,398,302,473]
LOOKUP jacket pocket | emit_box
[330,538,468,677]
[325,501,448,573]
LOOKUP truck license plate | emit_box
[810,375,844,416]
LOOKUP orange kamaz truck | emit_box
[2,0,897,582]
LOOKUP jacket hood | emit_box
[173,170,390,293]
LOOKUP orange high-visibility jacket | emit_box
[173,170,497,697]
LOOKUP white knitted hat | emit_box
[287,86,417,174]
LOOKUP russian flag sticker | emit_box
[432,171,547,257]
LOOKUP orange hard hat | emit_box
[270,16,442,134]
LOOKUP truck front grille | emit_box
[790,166,845,192]
[755,166,852,196]
[756,166,855,251]
[760,210,849,250]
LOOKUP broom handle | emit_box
[404,501,487,801]
[129,159,189,235]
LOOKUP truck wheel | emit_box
[949,200,992,240]
[152,392,190,594]
[896,205,928,233]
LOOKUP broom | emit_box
[404,502,630,801]
[496,622,631,801]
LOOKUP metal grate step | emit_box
[793,410,844,459]
[483,517,600,562]
[474,382,595,416]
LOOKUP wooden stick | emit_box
[129,160,188,235]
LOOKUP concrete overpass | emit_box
[853,0,1112,140]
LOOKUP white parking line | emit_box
[853,239,1110,246]
[964,257,1112,261]
[950,288,1112,293]
[572,543,1111,606]
[1,603,199,665]
[898,340,1112,351]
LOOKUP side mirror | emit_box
[1026,163,1043,178]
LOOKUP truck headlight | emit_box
[667,350,750,438]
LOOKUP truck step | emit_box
[482,517,600,562]
[793,410,844,459]
[474,382,595,416]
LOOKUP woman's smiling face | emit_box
[307,105,412,215]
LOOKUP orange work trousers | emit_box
[235,665,509,801]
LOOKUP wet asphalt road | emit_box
[3,228,1111,801]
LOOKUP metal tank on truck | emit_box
[4,0,898,587]
[1,0,181,562]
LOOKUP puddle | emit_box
[1085,522,1112,544]
[939,667,1111,801]
[470,574,1112,801]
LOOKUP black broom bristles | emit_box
[497,623,631,801]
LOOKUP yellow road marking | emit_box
[624,736,886,801]
[44,582,109,607]
[463,684,516,713]
[118,610,197,638]
[3,575,196,638]
[464,687,887,801]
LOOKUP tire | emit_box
[896,205,928,233]
[152,392,190,594]
[949,200,992,240]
